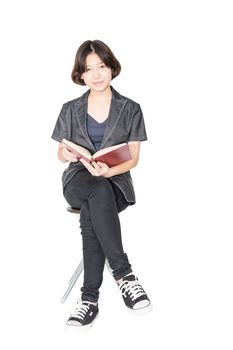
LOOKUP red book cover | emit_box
[93,143,132,167]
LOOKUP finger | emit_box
[80,158,92,167]
[80,158,95,174]
[96,161,106,167]
[64,149,77,162]
[92,161,101,170]
[69,153,78,162]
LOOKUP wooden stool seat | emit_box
[66,206,81,214]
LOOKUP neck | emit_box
[88,85,112,103]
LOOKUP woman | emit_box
[51,40,152,331]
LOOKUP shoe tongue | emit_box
[79,301,91,306]
[123,274,136,282]
[81,301,97,307]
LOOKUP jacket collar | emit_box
[73,85,127,151]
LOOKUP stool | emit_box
[60,206,113,304]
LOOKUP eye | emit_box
[100,64,106,68]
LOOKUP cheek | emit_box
[83,76,90,85]
[105,69,112,80]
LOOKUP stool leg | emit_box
[105,258,111,273]
[60,259,84,304]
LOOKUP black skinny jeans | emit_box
[63,168,132,302]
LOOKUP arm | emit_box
[79,141,141,177]
[105,141,140,177]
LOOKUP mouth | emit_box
[93,81,104,85]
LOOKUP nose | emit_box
[92,66,101,78]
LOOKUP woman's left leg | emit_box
[64,170,132,280]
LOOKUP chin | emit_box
[91,82,109,91]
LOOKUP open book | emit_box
[62,139,132,167]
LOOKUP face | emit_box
[81,52,112,91]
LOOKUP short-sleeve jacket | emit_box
[51,85,147,205]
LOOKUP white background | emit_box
[0,0,232,349]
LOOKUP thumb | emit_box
[97,161,106,167]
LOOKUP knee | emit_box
[88,178,114,200]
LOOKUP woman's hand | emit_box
[79,158,110,177]
[58,143,78,163]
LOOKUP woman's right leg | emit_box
[63,169,132,301]
[79,200,105,302]
[64,170,105,303]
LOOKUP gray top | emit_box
[86,113,108,151]
[51,85,147,205]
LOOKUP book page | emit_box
[62,139,92,159]
[93,143,127,157]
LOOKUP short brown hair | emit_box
[71,40,121,85]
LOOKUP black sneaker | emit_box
[65,300,99,332]
[118,274,152,315]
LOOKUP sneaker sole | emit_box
[65,313,99,332]
[127,302,153,316]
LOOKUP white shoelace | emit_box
[70,300,92,320]
[119,279,146,301]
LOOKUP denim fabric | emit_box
[63,168,132,302]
